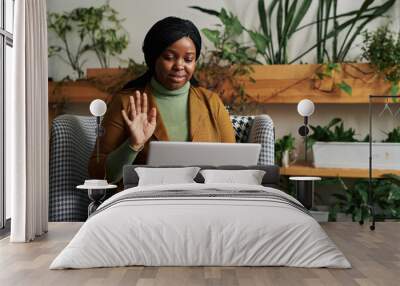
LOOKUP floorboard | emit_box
[0,222,399,286]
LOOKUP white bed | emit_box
[50,183,351,269]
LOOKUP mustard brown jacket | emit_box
[88,84,236,180]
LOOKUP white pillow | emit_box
[135,167,200,186]
[200,169,266,185]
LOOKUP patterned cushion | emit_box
[230,115,254,143]
[49,114,275,221]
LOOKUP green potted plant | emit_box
[361,25,400,97]
[383,127,400,143]
[48,3,129,79]
[383,173,400,218]
[329,176,400,222]
[309,118,400,169]
[275,134,296,167]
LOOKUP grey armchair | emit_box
[49,114,275,221]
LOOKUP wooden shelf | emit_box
[243,64,395,104]
[48,81,111,104]
[48,64,398,105]
[280,162,400,178]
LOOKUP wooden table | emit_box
[280,162,400,178]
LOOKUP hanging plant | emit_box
[313,63,352,95]
[362,25,400,98]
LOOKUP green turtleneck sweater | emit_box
[151,77,190,141]
[105,78,190,183]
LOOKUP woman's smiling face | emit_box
[154,37,196,90]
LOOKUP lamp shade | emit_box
[90,99,107,117]
[297,99,315,117]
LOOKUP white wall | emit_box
[48,0,400,157]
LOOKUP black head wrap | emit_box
[123,16,201,89]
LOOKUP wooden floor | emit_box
[0,222,399,286]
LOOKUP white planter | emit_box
[312,142,400,169]
[282,150,289,167]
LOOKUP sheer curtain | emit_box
[6,0,49,242]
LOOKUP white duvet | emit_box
[50,183,351,269]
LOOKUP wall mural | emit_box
[47,0,400,222]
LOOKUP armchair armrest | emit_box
[49,115,97,221]
[248,115,275,165]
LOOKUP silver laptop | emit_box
[147,141,261,166]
